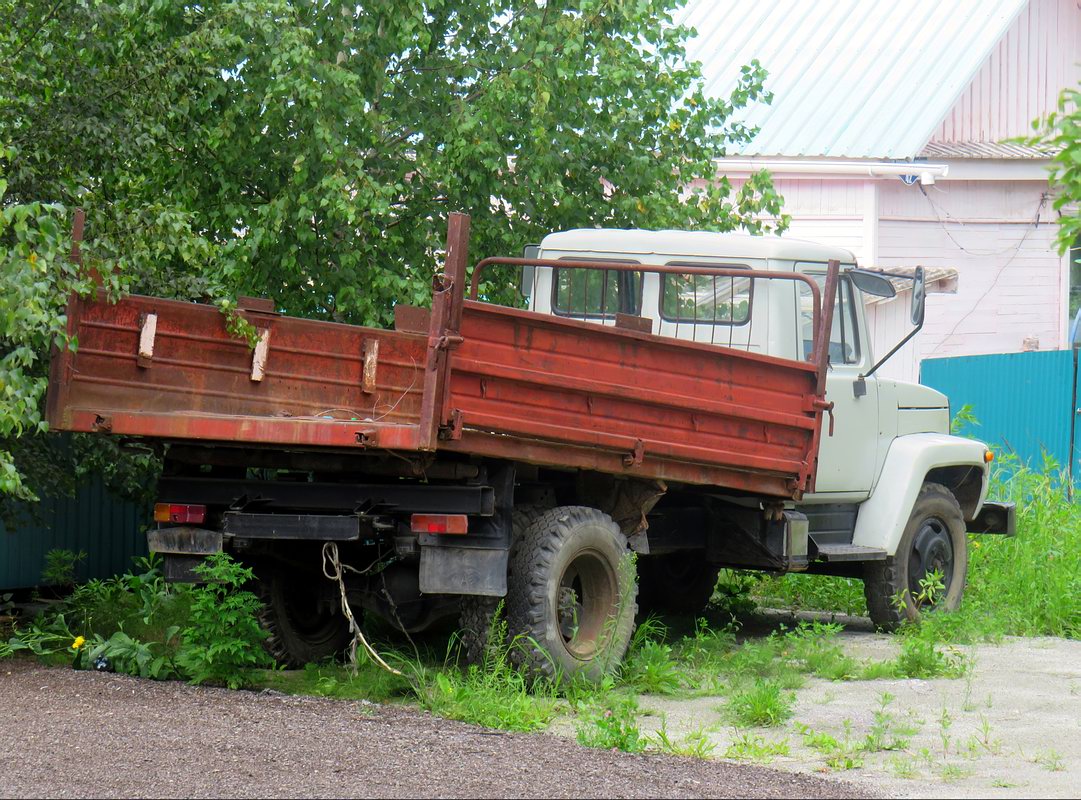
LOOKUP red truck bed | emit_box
[46,215,836,500]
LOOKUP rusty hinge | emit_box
[623,439,645,468]
[426,333,465,370]
[436,334,464,351]
[439,409,464,441]
[812,398,836,437]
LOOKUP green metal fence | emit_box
[0,476,149,590]
[921,348,1080,483]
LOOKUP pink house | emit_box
[681,0,1081,381]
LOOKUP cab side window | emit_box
[800,276,860,365]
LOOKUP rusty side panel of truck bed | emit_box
[46,213,835,500]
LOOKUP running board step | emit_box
[816,544,888,562]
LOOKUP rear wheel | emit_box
[864,482,968,631]
[255,565,351,667]
[506,506,637,681]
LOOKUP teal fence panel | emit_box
[0,477,150,590]
[920,349,1078,480]
[1075,353,1081,483]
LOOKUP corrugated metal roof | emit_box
[919,141,1059,159]
[678,0,1028,159]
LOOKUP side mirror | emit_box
[849,269,896,298]
[911,266,926,326]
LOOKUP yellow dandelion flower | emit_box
[72,636,86,650]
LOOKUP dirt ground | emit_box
[553,614,1081,799]
[0,658,868,799]
[4,623,1079,798]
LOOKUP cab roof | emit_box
[539,229,856,265]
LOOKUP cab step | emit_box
[815,544,888,562]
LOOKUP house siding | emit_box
[931,0,1081,144]
[872,179,1062,381]
[764,178,1063,383]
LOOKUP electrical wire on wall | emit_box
[924,187,1050,356]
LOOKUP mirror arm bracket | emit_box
[856,316,925,395]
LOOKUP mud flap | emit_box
[419,546,508,596]
[147,526,222,582]
[417,462,512,596]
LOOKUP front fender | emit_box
[852,433,989,556]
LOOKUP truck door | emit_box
[799,273,879,495]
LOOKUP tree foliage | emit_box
[1,0,787,501]
[1028,79,1081,254]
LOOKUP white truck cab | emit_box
[524,228,1015,627]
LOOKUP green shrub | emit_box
[894,635,968,679]
[87,628,181,680]
[621,639,683,695]
[175,553,272,689]
[784,621,860,680]
[41,548,86,588]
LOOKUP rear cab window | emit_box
[659,264,753,326]
[551,258,643,319]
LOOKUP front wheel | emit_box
[506,506,638,682]
[863,482,968,630]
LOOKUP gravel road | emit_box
[1,659,870,799]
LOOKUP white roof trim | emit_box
[539,228,857,263]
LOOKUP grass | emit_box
[258,661,412,703]
[727,679,794,727]
[724,732,790,762]
[575,693,645,752]
[650,721,717,759]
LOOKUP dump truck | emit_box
[45,212,1013,678]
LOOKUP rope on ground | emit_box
[321,541,402,676]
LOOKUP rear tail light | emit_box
[410,514,468,535]
[154,503,207,524]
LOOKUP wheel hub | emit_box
[908,516,954,607]
[556,549,618,659]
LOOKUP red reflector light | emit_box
[410,514,468,535]
[154,503,207,525]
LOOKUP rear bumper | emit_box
[967,502,1016,537]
